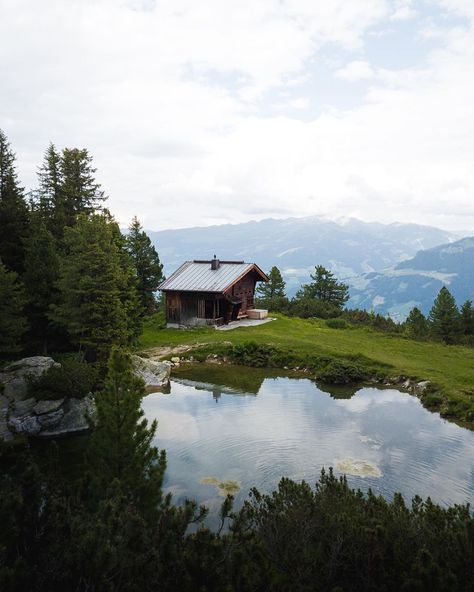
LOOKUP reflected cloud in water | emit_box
[141,373,474,519]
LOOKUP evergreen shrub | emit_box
[325,318,348,329]
[228,341,277,367]
[317,360,366,384]
[28,358,98,400]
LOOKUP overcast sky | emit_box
[1,0,473,231]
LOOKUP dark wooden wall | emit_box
[164,270,262,325]
[165,291,226,325]
[225,271,258,313]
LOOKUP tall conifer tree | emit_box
[305,265,349,307]
[460,299,474,336]
[60,148,106,227]
[23,216,60,353]
[126,216,164,315]
[0,259,27,355]
[405,307,429,340]
[33,143,64,238]
[293,265,349,317]
[51,214,140,361]
[428,287,461,344]
[256,266,287,311]
[89,348,166,517]
[0,130,29,273]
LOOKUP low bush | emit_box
[422,392,444,408]
[228,341,277,367]
[341,308,403,334]
[142,311,166,331]
[28,357,98,400]
[317,360,366,384]
[288,297,341,319]
[325,318,348,329]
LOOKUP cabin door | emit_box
[230,302,241,321]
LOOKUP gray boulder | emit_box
[0,356,60,401]
[416,380,431,393]
[12,397,37,416]
[5,394,96,439]
[9,414,41,436]
[37,408,64,429]
[34,398,64,415]
[40,395,95,438]
[131,355,171,390]
[1,356,96,441]
[0,406,13,441]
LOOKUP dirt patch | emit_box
[143,343,208,360]
[143,341,232,361]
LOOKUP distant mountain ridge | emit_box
[148,215,458,296]
[347,236,474,320]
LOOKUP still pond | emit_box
[141,365,474,520]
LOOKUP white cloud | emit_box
[0,0,473,231]
[437,0,474,21]
[335,60,376,81]
[287,98,311,110]
[390,0,417,21]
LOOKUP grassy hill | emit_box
[139,314,474,426]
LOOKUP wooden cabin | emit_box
[158,257,269,328]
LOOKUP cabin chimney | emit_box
[211,255,220,270]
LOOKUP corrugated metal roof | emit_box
[159,261,262,293]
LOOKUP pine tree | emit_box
[307,265,349,307]
[0,129,29,273]
[460,300,474,336]
[126,216,164,315]
[428,287,461,344]
[60,148,106,227]
[22,216,60,354]
[405,307,429,340]
[256,266,287,312]
[32,143,65,238]
[89,347,166,517]
[110,219,144,342]
[51,214,140,361]
[293,265,349,317]
[0,259,27,355]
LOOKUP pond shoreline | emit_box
[161,351,473,430]
[142,370,474,514]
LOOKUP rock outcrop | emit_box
[0,357,96,440]
[131,355,171,390]
[8,394,95,438]
[0,356,60,401]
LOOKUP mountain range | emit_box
[147,216,472,319]
[347,236,474,319]
[148,216,457,295]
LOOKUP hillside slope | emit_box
[148,216,456,295]
[348,236,474,319]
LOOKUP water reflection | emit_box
[141,372,474,524]
[317,382,360,399]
